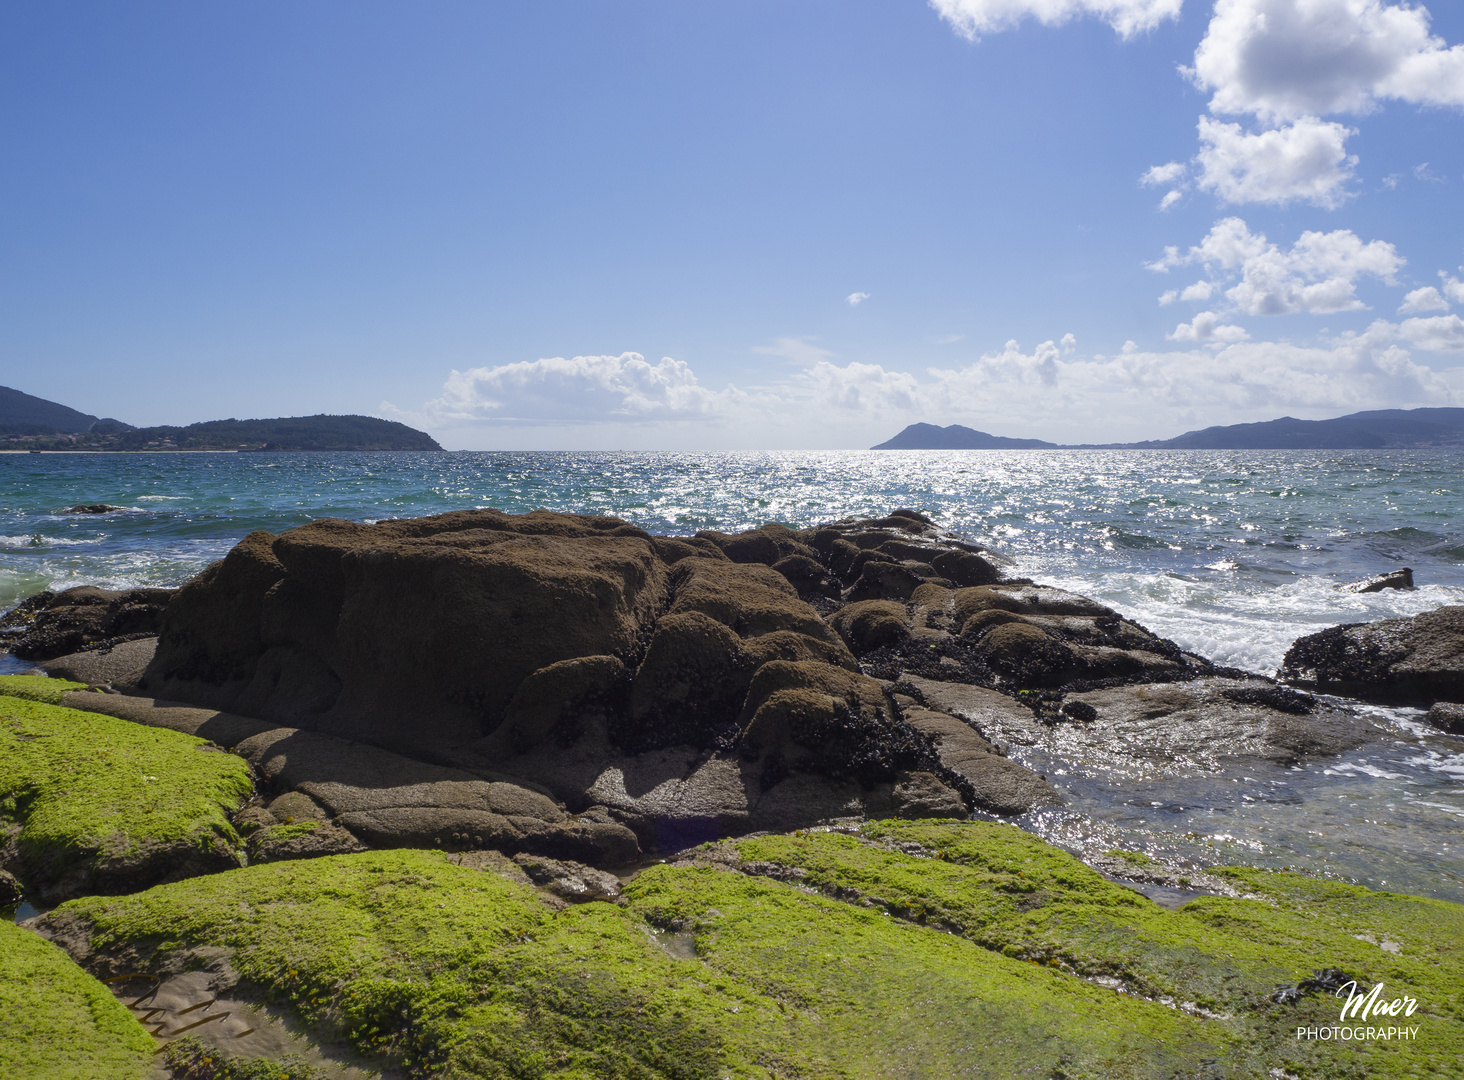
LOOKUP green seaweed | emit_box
[0,920,153,1080]
[0,673,87,704]
[163,1036,327,1080]
[728,820,1464,1078]
[0,693,253,893]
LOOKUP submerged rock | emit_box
[1346,567,1415,593]
[1280,605,1464,705]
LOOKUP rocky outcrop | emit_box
[1279,606,1464,705]
[1426,701,1464,735]
[1345,567,1415,593]
[901,673,1381,775]
[21,507,1362,858]
[0,586,174,661]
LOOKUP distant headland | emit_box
[0,385,442,452]
[873,407,1464,451]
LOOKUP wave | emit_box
[0,534,94,548]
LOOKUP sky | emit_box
[2,0,1462,449]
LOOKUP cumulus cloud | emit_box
[928,0,1181,41]
[391,325,1459,448]
[1194,115,1357,207]
[752,337,835,365]
[1190,0,1464,123]
[1142,162,1187,186]
[1399,286,1449,314]
[847,292,870,306]
[1398,314,1464,352]
[412,352,740,425]
[1167,311,1250,342]
[1440,270,1464,304]
[1148,217,1402,316]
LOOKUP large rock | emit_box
[1279,606,1464,705]
[142,511,669,747]
[0,586,174,661]
[36,637,157,691]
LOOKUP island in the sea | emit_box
[0,385,441,451]
[874,406,1464,450]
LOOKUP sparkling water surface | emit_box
[3,449,1462,899]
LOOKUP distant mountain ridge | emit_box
[0,386,442,451]
[874,408,1464,450]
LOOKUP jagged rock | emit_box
[0,867,22,906]
[1279,606,1464,705]
[1,586,174,661]
[694,523,815,565]
[62,504,123,514]
[1346,568,1415,593]
[1424,701,1464,735]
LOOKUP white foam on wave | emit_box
[0,534,94,549]
[1038,567,1464,675]
[1324,762,1406,780]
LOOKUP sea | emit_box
[3,448,1463,901]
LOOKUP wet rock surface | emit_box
[1280,604,1464,704]
[0,585,174,661]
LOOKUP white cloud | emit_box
[1194,115,1357,207]
[1159,289,1180,305]
[1167,311,1250,342]
[752,336,835,365]
[1190,0,1464,124]
[1398,314,1464,352]
[410,352,740,425]
[1159,189,1184,211]
[390,326,1460,448]
[1148,217,1402,316]
[1441,270,1464,304]
[847,292,870,306]
[929,0,1182,41]
[1141,161,1187,186]
[1382,172,1402,189]
[1399,286,1449,314]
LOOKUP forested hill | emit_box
[113,415,443,451]
[0,387,443,451]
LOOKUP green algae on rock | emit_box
[0,919,152,1080]
[0,672,87,704]
[36,834,1460,1079]
[0,686,253,902]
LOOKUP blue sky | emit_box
[2,0,1462,448]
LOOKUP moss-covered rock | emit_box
[0,920,152,1080]
[0,687,252,901]
[0,673,87,703]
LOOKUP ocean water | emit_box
[3,448,1462,898]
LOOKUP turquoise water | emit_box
[4,448,1462,900]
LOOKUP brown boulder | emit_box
[493,655,628,753]
[829,600,910,654]
[970,623,1084,688]
[622,612,756,752]
[737,660,929,787]
[930,549,1003,588]
[666,557,841,644]
[144,511,667,747]
[694,523,814,566]
[771,554,841,598]
[846,561,929,602]
[1279,606,1464,705]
